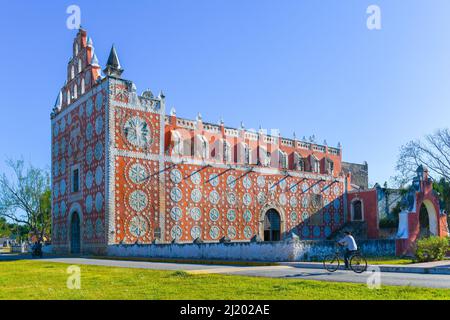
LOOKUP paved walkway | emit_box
[1,255,449,288]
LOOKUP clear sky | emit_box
[0,0,449,185]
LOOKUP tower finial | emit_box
[103,45,123,77]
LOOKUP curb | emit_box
[279,263,450,275]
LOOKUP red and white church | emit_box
[50,29,448,256]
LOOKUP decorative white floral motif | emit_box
[302,196,309,208]
[209,226,220,240]
[227,209,236,222]
[129,190,148,212]
[209,190,220,205]
[302,182,309,193]
[191,189,202,203]
[170,187,182,203]
[244,226,252,239]
[124,116,151,148]
[190,207,201,221]
[333,184,340,196]
[302,211,309,221]
[227,192,237,206]
[227,226,237,239]
[290,196,298,208]
[243,193,252,206]
[190,172,201,185]
[257,192,266,205]
[243,176,252,189]
[209,208,220,221]
[129,216,148,238]
[227,175,236,188]
[170,207,182,221]
[209,173,219,187]
[279,179,287,191]
[243,209,252,222]
[290,211,298,222]
[171,226,182,240]
[313,184,320,194]
[191,226,201,239]
[290,183,298,193]
[257,176,266,188]
[279,193,287,206]
[129,163,147,184]
[170,169,182,184]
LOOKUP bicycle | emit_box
[323,244,368,274]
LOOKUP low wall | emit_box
[107,240,396,262]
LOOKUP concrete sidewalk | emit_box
[280,260,450,275]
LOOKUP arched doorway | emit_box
[70,212,81,254]
[263,209,281,241]
[352,200,363,221]
[419,200,438,237]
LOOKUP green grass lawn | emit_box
[0,261,449,300]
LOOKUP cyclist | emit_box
[338,231,357,269]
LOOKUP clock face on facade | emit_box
[124,116,151,148]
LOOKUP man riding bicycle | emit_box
[338,231,357,269]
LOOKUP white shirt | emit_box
[340,235,357,251]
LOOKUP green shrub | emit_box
[379,217,398,229]
[414,236,449,262]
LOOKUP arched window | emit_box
[279,150,288,169]
[244,144,251,164]
[66,89,71,105]
[73,84,78,100]
[264,209,281,241]
[310,155,320,173]
[352,200,363,221]
[78,58,82,73]
[71,65,75,80]
[223,140,232,163]
[326,158,334,175]
[171,131,183,156]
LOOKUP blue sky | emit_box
[0,0,449,185]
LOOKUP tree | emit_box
[395,128,450,186]
[0,159,51,240]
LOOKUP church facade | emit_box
[50,29,373,255]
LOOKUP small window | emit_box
[72,168,80,193]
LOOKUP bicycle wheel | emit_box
[323,254,340,272]
[350,254,367,273]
